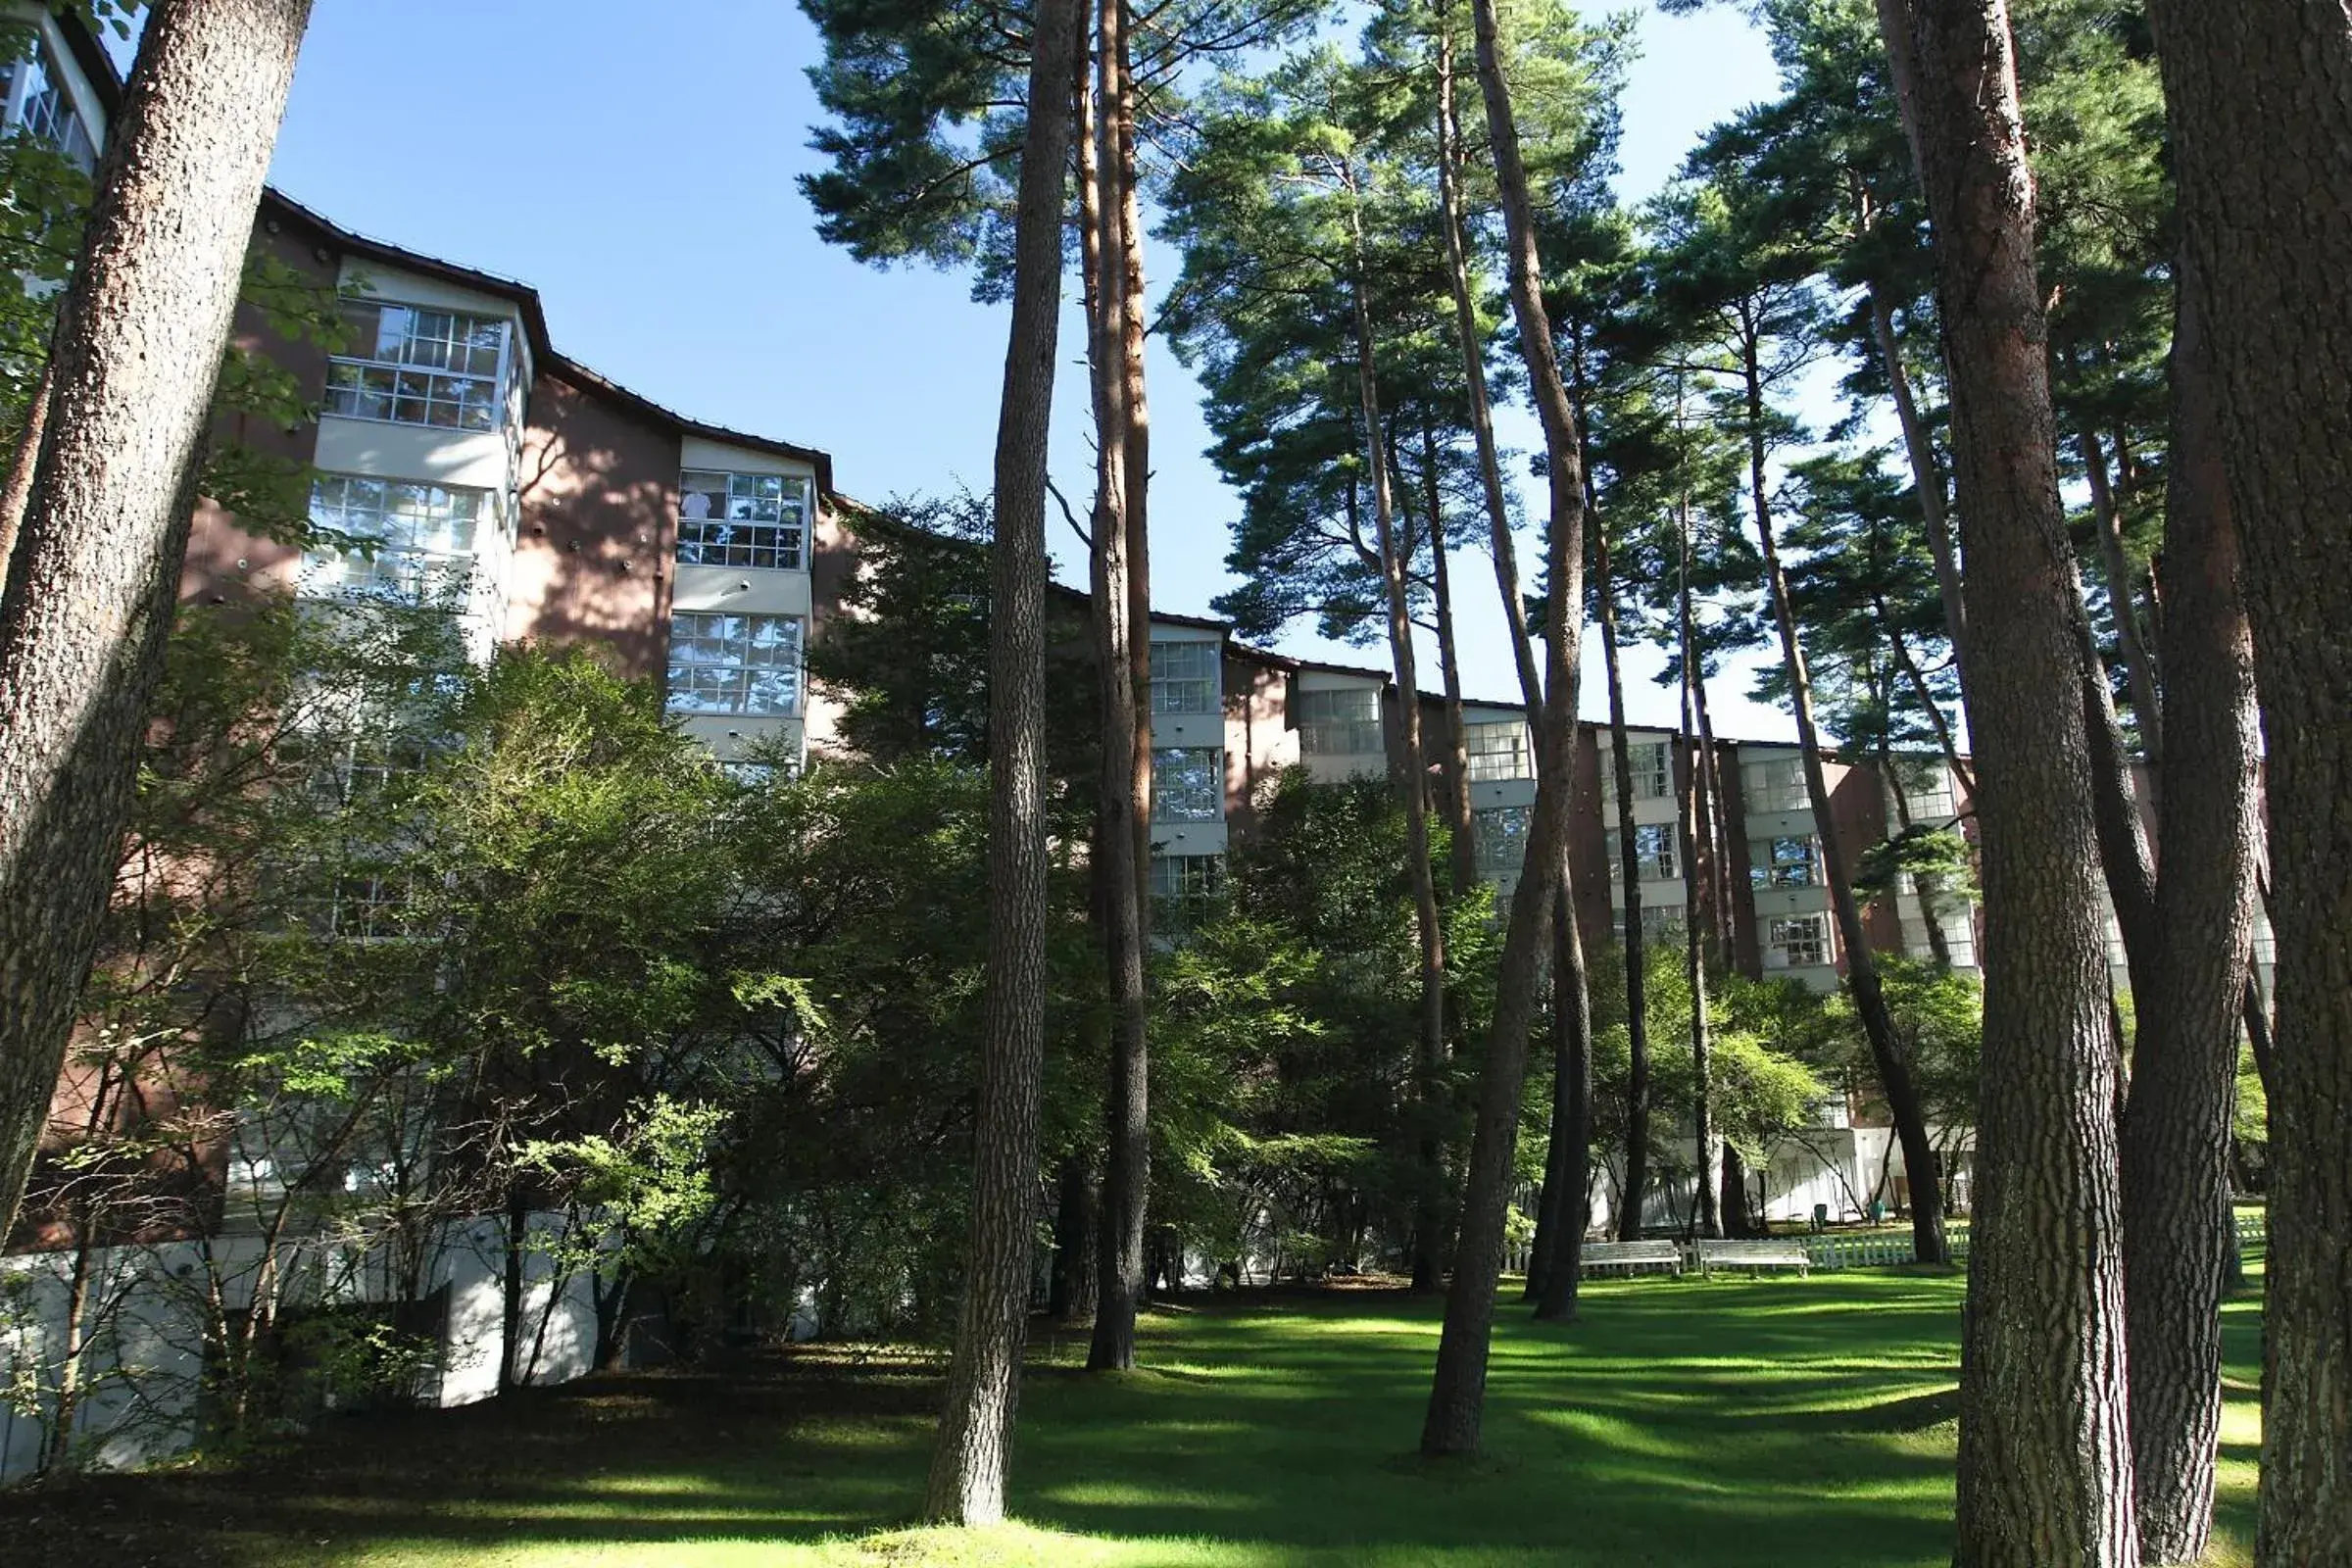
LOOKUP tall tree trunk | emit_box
[2119,268,2263,1568]
[1739,331,1948,1268]
[1419,423,1481,899]
[0,0,314,1236]
[1532,888,1593,1319]
[1423,0,1589,1455]
[1085,0,1151,1374]
[1431,14,1544,716]
[1111,0,1152,933]
[1049,1154,1101,1323]
[2074,576,2160,1004]
[1680,555,1720,1241]
[922,0,1080,1518]
[500,1186,528,1396]
[1346,198,1450,1296]
[2078,431,2163,764]
[1876,3,2138,1561]
[1692,675,1740,962]
[1862,270,1969,668]
[2133,25,2352,1551]
[0,361,53,583]
[1596,524,1649,1242]
[1881,607,1976,798]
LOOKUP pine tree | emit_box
[0,0,316,1239]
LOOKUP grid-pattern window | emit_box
[326,300,509,430]
[1608,822,1679,883]
[304,475,487,603]
[1896,757,1957,819]
[5,43,95,170]
[1152,748,1223,822]
[1149,853,1226,902]
[1473,805,1531,877]
[1741,756,1808,813]
[2102,910,2128,968]
[1297,687,1383,755]
[677,470,808,569]
[2252,909,2277,970]
[1151,640,1219,713]
[1615,740,1672,800]
[1465,720,1532,782]
[665,612,804,716]
[1750,834,1819,889]
[302,875,412,943]
[1767,913,1831,969]
[1905,906,1979,970]
[1639,902,1686,942]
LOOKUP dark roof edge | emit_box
[258,187,835,499]
[51,4,124,117]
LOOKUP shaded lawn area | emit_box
[0,1269,2267,1567]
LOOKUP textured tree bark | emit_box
[1679,565,1720,1240]
[1345,203,1450,1296]
[923,0,1081,1519]
[1110,0,1152,938]
[1419,423,1481,900]
[1431,16,1544,718]
[2079,431,2164,764]
[1874,3,2138,1562]
[1533,884,1593,1319]
[0,360,52,583]
[0,0,315,1237]
[1865,282,1969,671]
[2119,270,2262,1568]
[2134,7,2352,1557]
[1048,1154,1101,1324]
[1085,0,1150,1374]
[1596,525,1649,1242]
[1423,0,1589,1455]
[1740,335,1948,1268]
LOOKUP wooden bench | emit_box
[1578,1240,1684,1278]
[1691,1239,1811,1278]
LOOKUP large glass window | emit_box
[325,300,510,430]
[304,475,487,603]
[1150,639,1219,713]
[677,470,808,570]
[1741,756,1808,813]
[1297,686,1383,755]
[1601,739,1672,802]
[1152,748,1223,822]
[665,612,804,716]
[1767,913,1831,969]
[1895,757,1957,819]
[1473,805,1531,878]
[1465,720,1531,782]
[1609,822,1679,883]
[1149,853,1225,903]
[4,42,96,171]
[1750,834,1819,889]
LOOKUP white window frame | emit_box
[665,612,805,717]
[1741,756,1808,814]
[1465,720,1532,782]
[1150,640,1219,714]
[1149,853,1225,903]
[325,298,513,432]
[1609,822,1679,883]
[1768,913,1831,969]
[1473,805,1531,877]
[1296,687,1383,755]
[2,37,96,171]
[1151,747,1223,822]
[1751,834,1819,890]
[304,474,490,605]
[677,469,809,571]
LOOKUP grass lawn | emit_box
[0,1269,2267,1567]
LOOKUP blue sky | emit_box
[259,0,1795,735]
